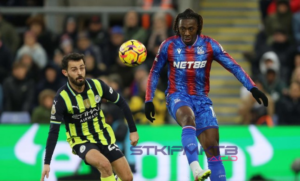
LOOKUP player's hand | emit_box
[250,87,268,107]
[145,102,155,122]
[130,132,139,146]
[41,164,50,181]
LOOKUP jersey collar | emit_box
[179,35,199,47]
[67,79,92,96]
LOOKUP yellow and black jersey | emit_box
[44,78,137,164]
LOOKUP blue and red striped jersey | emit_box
[145,35,256,102]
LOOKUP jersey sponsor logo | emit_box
[72,107,100,123]
[51,105,56,115]
[177,48,181,54]
[80,145,86,153]
[83,99,91,109]
[174,98,181,104]
[173,61,207,69]
[197,46,204,55]
[109,87,113,94]
[95,95,101,103]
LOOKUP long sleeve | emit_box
[145,40,169,102]
[210,39,256,91]
[44,95,65,164]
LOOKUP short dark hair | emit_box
[61,53,85,70]
[173,8,203,36]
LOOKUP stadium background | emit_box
[0,0,299,180]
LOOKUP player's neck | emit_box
[69,81,85,93]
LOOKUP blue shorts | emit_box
[166,92,218,136]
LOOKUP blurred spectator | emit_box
[265,0,293,44]
[60,35,74,55]
[258,51,286,102]
[59,16,78,46]
[2,62,34,112]
[130,65,149,96]
[257,29,295,82]
[110,58,135,97]
[104,26,124,69]
[27,15,56,58]
[291,67,300,83]
[75,32,105,71]
[53,49,64,68]
[18,53,40,83]
[0,14,20,53]
[259,51,280,75]
[87,15,109,50]
[85,53,102,78]
[259,0,273,24]
[124,11,148,44]
[266,0,300,15]
[36,63,65,98]
[108,74,123,93]
[293,12,300,45]
[0,34,13,84]
[147,12,172,55]
[16,31,47,69]
[276,81,300,125]
[239,80,274,126]
[260,68,286,102]
[31,89,55,124]
[129,76,167,125]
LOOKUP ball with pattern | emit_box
[119,40,147,67]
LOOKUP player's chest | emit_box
[168,46,212,69]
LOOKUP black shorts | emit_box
[73,143,124,165]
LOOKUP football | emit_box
[119,40,147,67]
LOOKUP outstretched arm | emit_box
[145,40,169,122]
[41,95,65,181]
[211,39,268,106]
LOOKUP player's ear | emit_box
[62,69,68,77]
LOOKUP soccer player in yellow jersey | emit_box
[41,53,139,181]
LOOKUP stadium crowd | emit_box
[0,0,299,126]
[239,0,300,126]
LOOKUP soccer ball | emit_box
[119,40,147,67]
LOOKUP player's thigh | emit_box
[176,106,196,127]
[85,149,111,169]
[194,104,219,136]
[111,156,133,181]
[166,93,194,126]
[73,143,111,169]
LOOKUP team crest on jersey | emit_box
[177,48,181,54]
[95,95,101,103]
[83,99,91,108]
[51,105,56,115]
[197,46,204,55]
[80,145,86,153]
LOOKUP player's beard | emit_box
[69,75,85,87]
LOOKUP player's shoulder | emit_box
[200,34,219,44]
[54,84,68,100]
[161,35,179,47]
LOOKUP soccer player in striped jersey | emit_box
[41,53,138,181]
[144,9,268,181]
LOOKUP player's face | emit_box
[178,18,198,45]
[65,59,86,87]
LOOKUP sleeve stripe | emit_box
[113,94,120,103]
[50,121,61,124]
